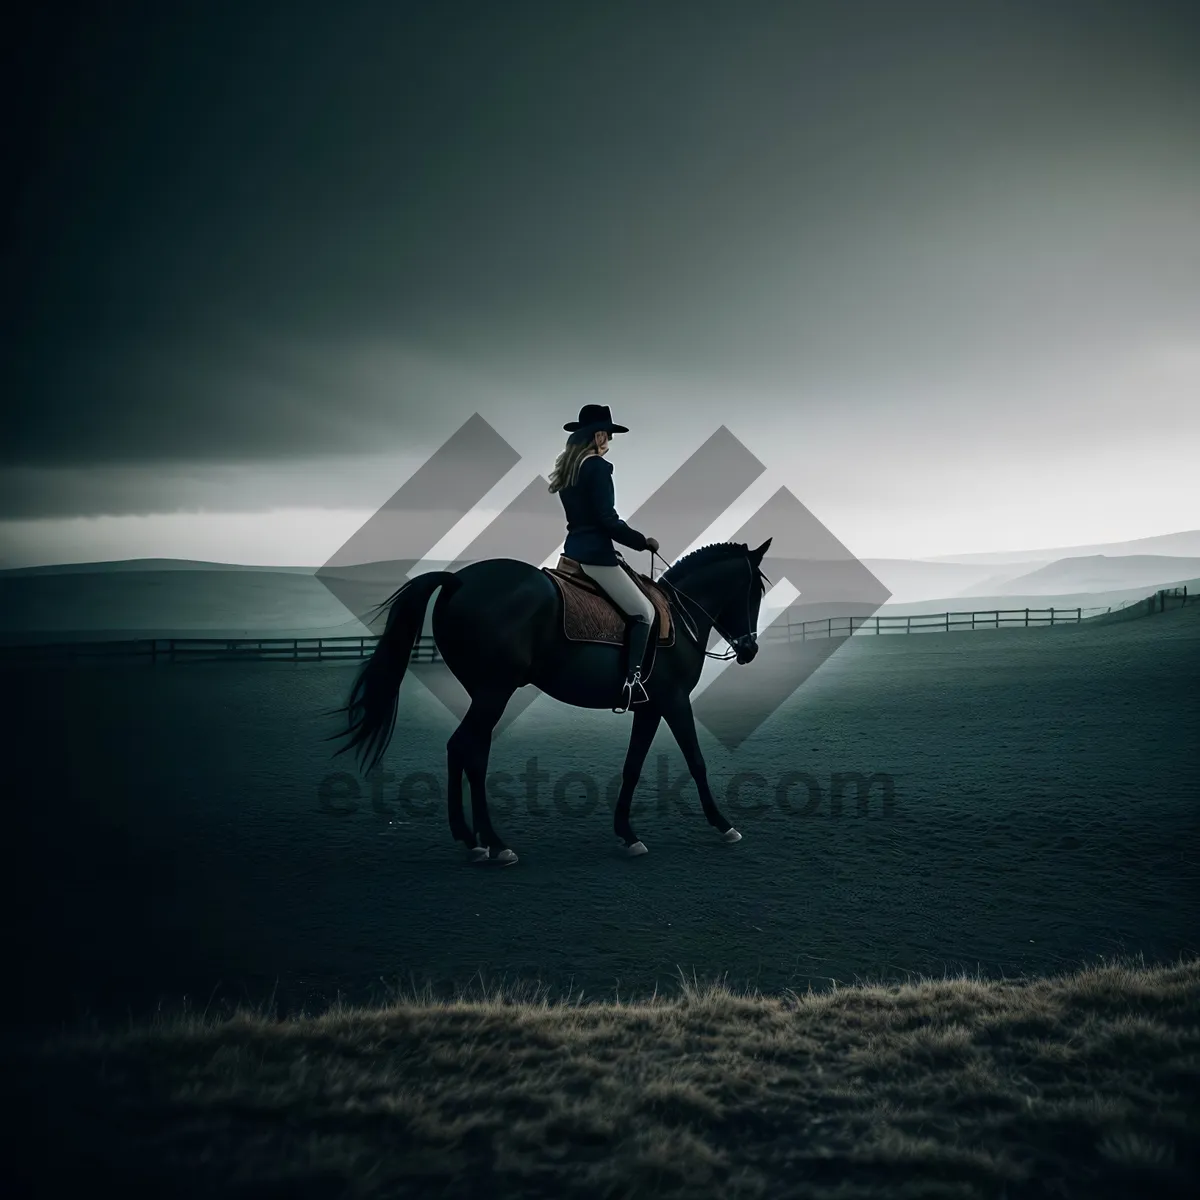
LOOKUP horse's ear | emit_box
[751,538,772,563]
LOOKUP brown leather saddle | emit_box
[542,555,675,675]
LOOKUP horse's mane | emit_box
[661,542,768,593]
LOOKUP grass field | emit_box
[3,585,1198,1196]
[7,956,1199,1198]
[4,601,1198,1033]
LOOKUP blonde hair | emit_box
[547,433,599,494]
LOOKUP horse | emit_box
[327,538,772,864]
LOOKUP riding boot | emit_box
[614,615,652,713]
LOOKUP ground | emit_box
[6,957,1199,1198]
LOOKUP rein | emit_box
[649,548,755,661]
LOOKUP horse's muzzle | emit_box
[733,633,758,664]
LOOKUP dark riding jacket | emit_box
[559,454,649,567]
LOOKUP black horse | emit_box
[329,538,772,864]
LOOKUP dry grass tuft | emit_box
[5,956,1200,1198]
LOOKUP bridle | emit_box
[649,548,764,661]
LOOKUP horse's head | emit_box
[662,538,772,664]
[723,538,771,663]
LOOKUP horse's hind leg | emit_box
[449,686,518,865]
[446,741,474,853]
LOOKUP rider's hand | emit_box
[645,536,660,554]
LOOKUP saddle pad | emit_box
[543,565,675,647]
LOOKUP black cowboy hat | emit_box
[563,404,629,436]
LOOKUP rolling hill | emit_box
[956,554,1200,598]
[3,533,1199,639]
[0,568,372,642]
[922,527,1200,565]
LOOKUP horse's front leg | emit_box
[614,705,661,855]
[661,696,742,843]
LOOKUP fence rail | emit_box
[0,588,1191,665]
[0,634,444,665]
[761,606,1087,642]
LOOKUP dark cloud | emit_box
[4,1,1199,504]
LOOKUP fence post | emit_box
[1025,608,1029,627]
[945,611,949,633]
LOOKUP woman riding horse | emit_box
[329,412,771,864]
[548,404,661,713]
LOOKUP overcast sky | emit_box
[3,1,1198,567]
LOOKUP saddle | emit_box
[543,556,675,653]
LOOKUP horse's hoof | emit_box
[468,846,490,862]
[493,848,519,866]
[722,827,742,843]
[626,840,649,857]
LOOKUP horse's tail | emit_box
[323,571,461,773]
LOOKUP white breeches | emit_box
[579,563,656,623]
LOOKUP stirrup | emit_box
[613,669,649,714]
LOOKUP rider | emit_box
[549,405,661,712]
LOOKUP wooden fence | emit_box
[1,588,1191,666]
[0,606,1091,664]
[761,606,1086,642]
[1150,585,1191,614]
[0,635,443,665]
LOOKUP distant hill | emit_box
[831,551,1198,605]
[923,528,1200,565]
[875,575,1200,618]
[0,568,372,641]
[960,554,1200,597]
[2,544,1198,636]
[861,558,1046,603]
[0,558,319,577]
